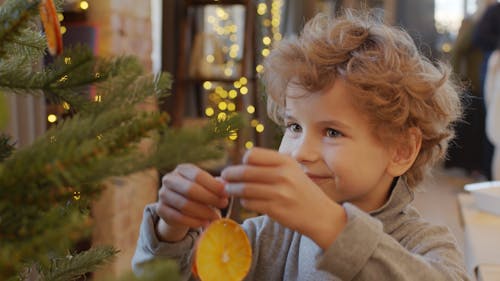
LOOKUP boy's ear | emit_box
[387,127,422,177]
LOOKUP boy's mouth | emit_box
[306,173,332,184]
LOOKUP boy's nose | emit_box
[291,135,320,163]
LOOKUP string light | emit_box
[255,124,265,133]
[245,141,254,149]
[47,114,57,123]
[205,107,215,116]
[79,1,89,10]
[203,81,213,90]
[246,105,255,114]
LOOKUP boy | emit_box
[133,11,469,280]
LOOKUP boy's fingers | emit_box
[160,188,221,221]
[175,164,226,197]
[162,173,228,209]
[156,203,208,229]
[221,165,282,183]
[243,147,287,166]
[225,182,277,199]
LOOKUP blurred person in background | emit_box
[473,1,500,180]
[446,0,497,179]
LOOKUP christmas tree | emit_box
[0,0,239,280]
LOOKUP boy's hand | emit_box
[155,164,229,242]
[221,147,346,249]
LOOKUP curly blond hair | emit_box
[262,10,463,188]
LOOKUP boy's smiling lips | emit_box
[305,173,332,183]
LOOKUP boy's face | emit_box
[278,79,396,211]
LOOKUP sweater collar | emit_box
[369,177,414,217]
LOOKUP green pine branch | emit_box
[0,133,15,161]
[43,246,119,281]
[0,0,43,58]
[0,1,242,280]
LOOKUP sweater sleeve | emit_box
[317,203,471,280]
[131,203,200,280]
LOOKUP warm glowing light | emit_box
[273,33,282,41]
[262,36,271,45]
[262,48,270,57]
[245,141,254,149]
[60,26,67,34]
[58,75,68,82]
[257,3,267,15]
[62,102,70,110]
[227,102,236,111]
[206,55,215,63]
[233,81,242,88]
[250,119,259,127]
[94,95,102,102]
[229,50,238,58]
[240,86,248,95]
[239,77,248,85]
[224,68,233,76]
[441,43,452,53]
[57,13,64,22]
[47,114,57,123]
[203,81,213,90]
[246,105,255,114]
[228,90,238,99]
[256,64,264,73]
[256,124,265,133]
[217,112,227,121]
[80,1,89,10]
[218,102,228,111]
[205,107,215,116]
[228,130,238,140]
[64,57,71,64]
[73,191,81,200]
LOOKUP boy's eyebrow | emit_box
[284,113,351,130]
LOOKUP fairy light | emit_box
[228,130,238,140]
[228,90,238,99]
[62,102,70,110]
[57,13,64,21]
[233,81,242,88]
[261,48,270,57]
[262,36,271,45]
[206,55,215,63]
[227,102,236,111]
[60,26,67,34]
[240,86,248,95]
[218,101,228,111]
[246,105,255,114]
[217,112,227,121]
[94,95,102,102]
[203,81,213,90]
[256,64,264,73]
[245,141,254,149]
[47,114,57,123]
[64,57,72,64]
[79,1,89,10]
[257,3,267,15]
[255,124,265,133]
[205,107,215,116]
[250,119,259,127]
[239,77,248,85]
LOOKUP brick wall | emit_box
[86,1,158,279]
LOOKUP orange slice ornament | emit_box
[192,198,252,281]
[39,0,63,56]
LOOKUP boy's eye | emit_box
[286,123,302,133]
[326,128,342,138]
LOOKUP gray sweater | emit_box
[132,180,470,280]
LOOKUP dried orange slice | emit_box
[39,0,63,56]
[192,218,252,281]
